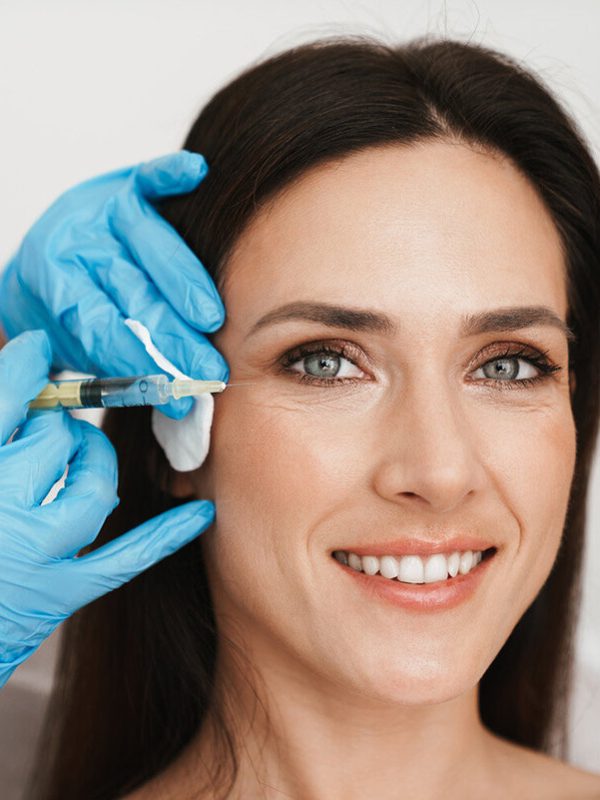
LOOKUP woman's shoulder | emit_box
[525,754,600,798]
[526,752,600,798]
[487,732,600,799]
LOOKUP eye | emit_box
[468,344,563,392]
[279,341,367,386]
[476,357,537,381]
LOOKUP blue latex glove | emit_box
[0,330,216,689]
[0,151,229,420]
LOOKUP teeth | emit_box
[333,549,486,584]
[379,555,400,579]
[447,551,461,577]
[361,555,379,576]
[347,552,362,571]
[459,551,474,574]
[398,555,423,583]
[424,553,448,583]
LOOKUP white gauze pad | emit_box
[124,318,214,472]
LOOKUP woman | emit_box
[12,34,600,799]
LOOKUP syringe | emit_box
[28,374,229,411]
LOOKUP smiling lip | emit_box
[333,549,498,612]
[335,556,496,613]
[333,536,498,558]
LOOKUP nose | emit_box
[372,371,487,514]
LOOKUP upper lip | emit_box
[334,536,498,558]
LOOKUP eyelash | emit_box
[279,340,563,391]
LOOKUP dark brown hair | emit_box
[26,34,600,799]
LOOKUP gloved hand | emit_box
[0,330,216,689]
[0,150,229,420]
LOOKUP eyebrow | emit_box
[246,301,576,343]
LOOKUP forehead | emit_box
[222,141,567,329]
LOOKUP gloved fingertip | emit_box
[182,150,209,181]
[170,151,209,193]
[201,299,226,332]
[191,346,230,384]
[137,152,209,199]
[173,499,216,535]
[180,498,215,517]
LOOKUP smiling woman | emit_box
[27,35,600,800]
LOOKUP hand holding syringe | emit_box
[28,374,250,411]
[2,151,231,422]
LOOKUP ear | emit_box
[569,369,576,396]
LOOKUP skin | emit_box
[133,140,600,799]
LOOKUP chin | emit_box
[339,651,483,707]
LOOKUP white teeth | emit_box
[361,555,379,576]
[447,551,461,577]
[379,555,400,579]
[333,548,487,584]
[397,555,423,583]
[423,554,448,583]
[459,551,474,574]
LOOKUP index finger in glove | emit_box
[64,500,215,605]
[0,330,53,445]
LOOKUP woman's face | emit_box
[183,141,576,706]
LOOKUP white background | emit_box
[1,0,599,774]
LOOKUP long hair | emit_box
[26,34,600,800]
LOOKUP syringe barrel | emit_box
[80,374,170,407]
[29,374,171,409]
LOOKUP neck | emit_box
[174,632,503,800]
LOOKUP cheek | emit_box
[202,393,371,616]
[485,400,577,615]
[208,394,367,539]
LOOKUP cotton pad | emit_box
[124,318,214,472]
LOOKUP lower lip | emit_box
[332,550,497,613]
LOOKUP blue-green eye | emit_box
[289,350,363,381]
[469,345,562,391]
[280,341,366,386]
